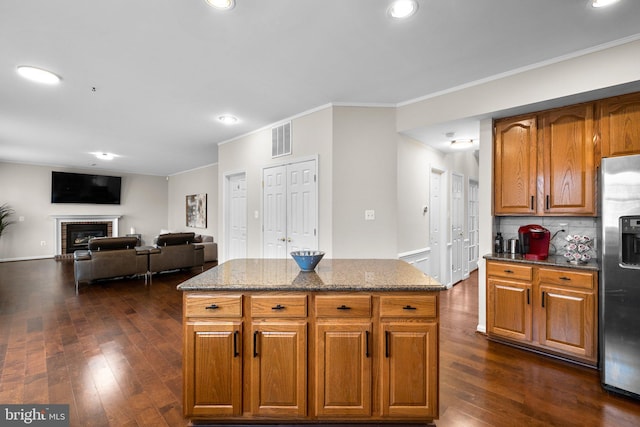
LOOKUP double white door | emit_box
[263,159,317,258]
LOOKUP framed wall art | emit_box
[186,193,207,228]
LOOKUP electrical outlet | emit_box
[364,210,375,221]
[40,241,46,246]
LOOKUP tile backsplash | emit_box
[494,216,599,257]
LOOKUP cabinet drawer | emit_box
[184,294,242,318]
[487,262,533,281]
[315,295,371,317]
[251,295,307,317]
[379,295,436,318]
[538,268,595,290]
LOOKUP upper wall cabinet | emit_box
[540,104,596,215]
[494,103,597,216]
[599,92,640,158]
[494,115,538,215]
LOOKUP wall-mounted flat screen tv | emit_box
[51,171,122,204]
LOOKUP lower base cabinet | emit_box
[183,291,439,423]
[486,260,598,366]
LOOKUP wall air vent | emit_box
[272,122,292,158]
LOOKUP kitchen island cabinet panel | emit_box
[183,321,242,417]
[381,322,438,418]
[250,321,307,417]
[315,322,372,417]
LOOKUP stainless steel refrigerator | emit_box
[601,154,640,399]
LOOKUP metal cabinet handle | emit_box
[403,305,417,310]
[527,288,530,305]
[531,195,535,210]
[385,331,390,358]
[271,304,286,310]
[205,304,219,310]
[541,291,546,308]
[253,331,259,357]
[365,330,370,358]
[559,276,571,281]
[337,304,351,310]
[233,330,240,357]
[504,269,514,274]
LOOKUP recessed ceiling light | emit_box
[218,114,239,124]
[16,66,61,85]
[388,0,418,19]
[204,0,235,10]
[91,152,116,160]
[592,0,620,7]
[450,139,474,149]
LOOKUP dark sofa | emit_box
[149,232,204,275]
[73,236,148,293]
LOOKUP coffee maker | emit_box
[518,224,551,260]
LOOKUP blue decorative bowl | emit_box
[290,251,325,272]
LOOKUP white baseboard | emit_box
[0,255,54,263]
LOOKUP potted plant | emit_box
[0,203,16,239]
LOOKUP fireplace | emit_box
[66,223,108,253]
[52,214,121,259]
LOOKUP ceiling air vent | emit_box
[272,122,291,158]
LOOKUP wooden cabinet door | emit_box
[315,322,372,417]
[494,116,538,215]
[600,92,640,157]
[540,104,596,215]
[487,278,532,342]
[250,321,307,417]
[183,321,242,417]
[538,285,596,361]
[380,322,438,419]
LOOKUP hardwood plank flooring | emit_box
[1,259,639,426]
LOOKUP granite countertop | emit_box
[177,258,445,292]
[483,253,599,271]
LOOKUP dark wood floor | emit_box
[1,260,639,426]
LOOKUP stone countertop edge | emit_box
[483,253,599,271]
[177,258,445,292]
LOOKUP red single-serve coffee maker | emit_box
[518,224,551,260]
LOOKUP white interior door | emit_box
[429,169,443,283]
[226,172,247,260]
[451,172,464,285]
[263,159,317,258]
[286,160,317,252]
[263,165,287,258]
[468,179,479,272]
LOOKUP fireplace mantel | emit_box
[51,215,122,256]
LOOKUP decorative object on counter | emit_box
[508,238,520,254]
[563,234,593,264]
[494,232,504,253]
[291,250,325,271]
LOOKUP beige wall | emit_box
[0,162,168,261]
[167,164,218,240]
[331,106,398,258]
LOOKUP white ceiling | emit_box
[1,0,640,176]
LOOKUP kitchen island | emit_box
[177,258,444,425]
